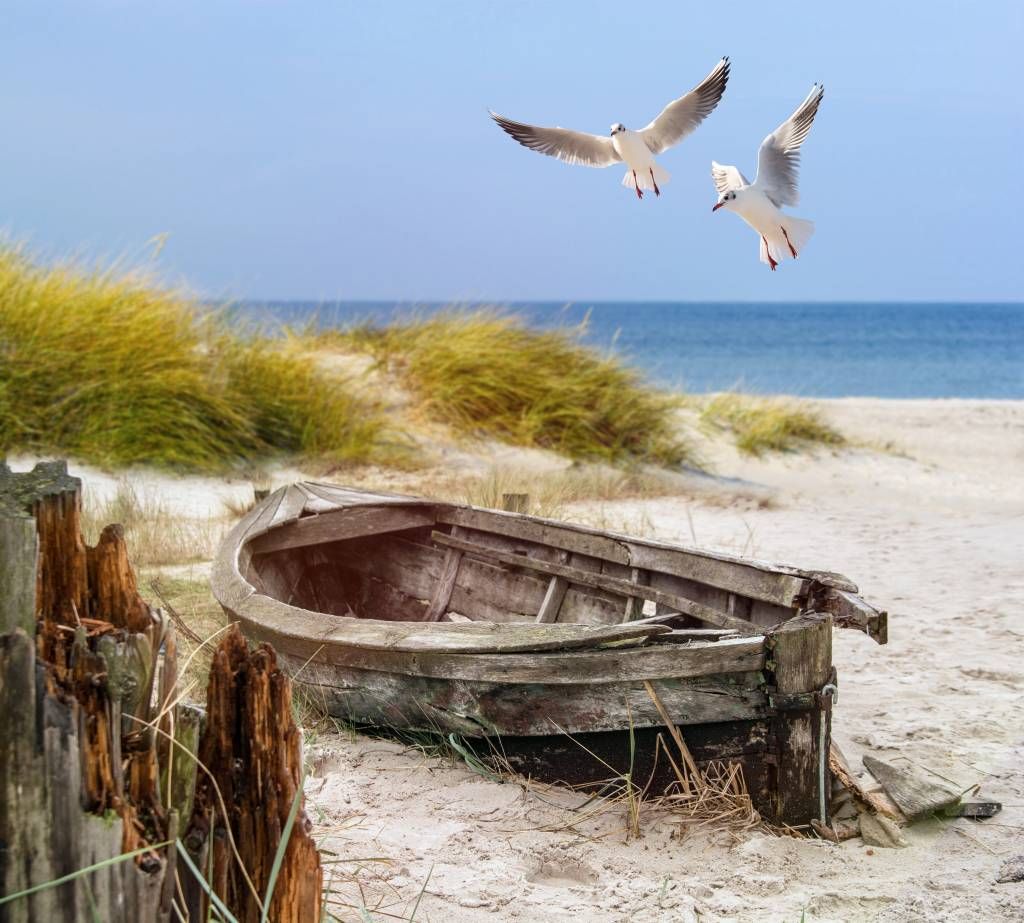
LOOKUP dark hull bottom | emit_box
[480,721,775,819]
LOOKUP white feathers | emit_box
[640,58,731,154]
[489,58,729,197]
[755,84,824,207]
[710,84,824,269]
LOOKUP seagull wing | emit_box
[489,111,621,167]
[711,161,749,194]
[640,57,731,155]
[754,84,824,207]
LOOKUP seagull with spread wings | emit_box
[710,84,824,270]
[490,57,730,200]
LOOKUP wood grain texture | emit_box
[251,505,436,554]
[770,613,833,825]
[237,616,764,684]
[425,548,462,621]
[433,530,759,633]
[536,576,569,623]
[283,655,769,736]
[185,627,322,923]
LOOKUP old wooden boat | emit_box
[212,482,887,824]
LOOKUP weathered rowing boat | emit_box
[212,482,887,823]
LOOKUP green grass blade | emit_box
[407,862,434,922]
[175,839,241,923]
[0,839,172,907]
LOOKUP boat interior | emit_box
[242,494,848,638]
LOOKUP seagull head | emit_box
[609,123,626,136]
[712,191,738,212]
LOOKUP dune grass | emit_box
[699,393,844,456]
[0,244,387,471]
[334,310,692,467]
[81,479,223,566]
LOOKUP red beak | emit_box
[712,202,724,212]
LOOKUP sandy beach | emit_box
[15,397,1023,922]
[9,397,1024,921]
[303,398,1024,923]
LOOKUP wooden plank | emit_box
[425,548,462,621]
[269,484,311,528]
[622,566,645,622]
[439,506,632,564]
[247,485,287,538]
[256,627,765,685]
[286,661,769,735]
[230,590,686,655]
[251,505,436,553]
[0,516,37,634]
[432,531,760,634]
[770,613,833,825]
[499,722,772,808]
[438,505,817,607]
[816,588,888,643]
[626,543,810,609]
[536,577,569,623]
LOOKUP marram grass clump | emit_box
[341,310,693,467]
[0,245,385,470]
[699,392,844,456]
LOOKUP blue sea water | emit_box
[238,302,1024,399]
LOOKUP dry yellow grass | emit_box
[0,243,389,471]
[327,310,693,467]
[698,393,844,456]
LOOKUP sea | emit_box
[237,302,1024,399]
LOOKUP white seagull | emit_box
[490,57,730,200]
[711,84,824,270]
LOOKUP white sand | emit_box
[306,399,1024,922]
[11,399,1024,921]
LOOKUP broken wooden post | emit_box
[183,625,323,923]
[0,461,169,922]
[501,492,529,513]
[769,612,833,825]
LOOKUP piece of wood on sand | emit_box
[862,755,962,821]
[829,742,906,823]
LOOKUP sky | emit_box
[1,1,1022,302]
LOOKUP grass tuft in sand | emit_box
[698,393,844,456]
[0,244,387,471]
[335,310,693,467]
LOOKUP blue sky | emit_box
[2,1,1021,302]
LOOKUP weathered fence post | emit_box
[501,493,529,513]
[0,461,168,922]
[769,612,834,826]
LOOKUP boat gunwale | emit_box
[212,483,880,659]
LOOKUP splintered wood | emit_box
[0,461,323,923]
[184,626,323,923]
[0,461,170,921]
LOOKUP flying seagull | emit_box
[711,84,824,270]
[490,57,730,200]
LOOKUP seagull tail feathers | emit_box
[622,163,671,193]
[780,216,815,258]
[761,216,814,266]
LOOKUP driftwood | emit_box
[862,755,962,821]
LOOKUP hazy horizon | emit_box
[3,2,1022,303]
